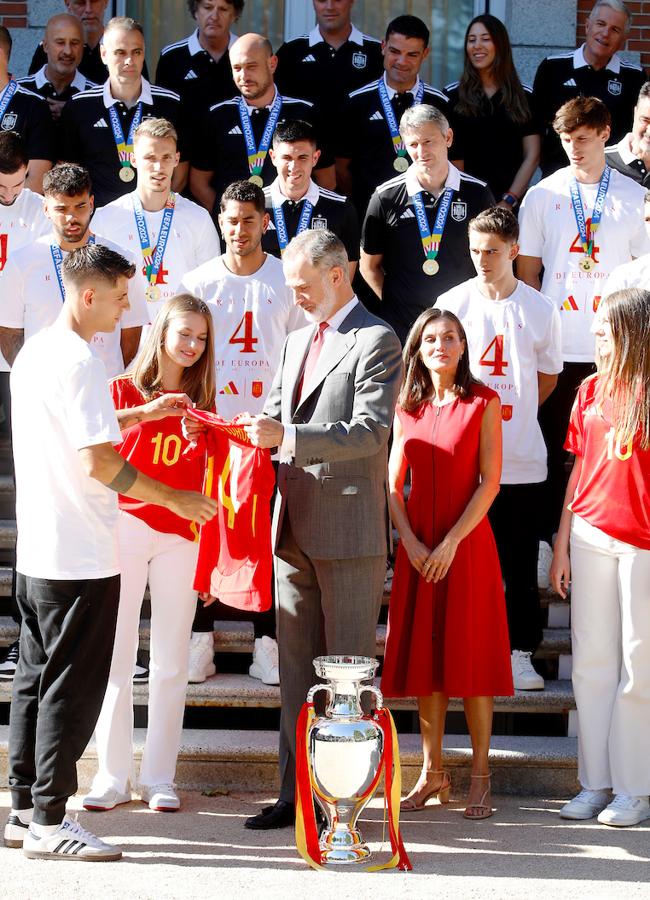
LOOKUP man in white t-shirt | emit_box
[441,207,563,691]
[6,243,216,861]
[181,179,305,685]
[517,95,649,555]
[92,116,220,324]
[0,162,149,378]
[602,188,650,293]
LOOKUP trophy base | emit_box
[320,828,371,865]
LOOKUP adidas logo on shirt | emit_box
[563,78,577,87]
[228,125,243,135]
[93,118,108,128]
[369,111,383,121]
[302,54,317,63]
[400,209,415,220]
[184,69,198,80]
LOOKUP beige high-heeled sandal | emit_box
[401,769,451,811]
[463,773,493,820]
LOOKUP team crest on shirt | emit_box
[607,79,622,96]
[501,405,513,422]
[251,381,263,398]
[451,201,467,222]
[1,112,17,131]
[352,52,367,69]
[593,295,601,313]
[311,216,328,230]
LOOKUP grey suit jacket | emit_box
[264,300,403,560]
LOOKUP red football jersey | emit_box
[186,408,275,611]
[110,375,206,542]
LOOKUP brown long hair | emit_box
[399,308,480,413]
[455,14,531,125]
[131,293,216,411]
[596,288,650,450]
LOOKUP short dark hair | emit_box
[272,119,317,148]
[0,26,12,57]
[553,96,611,135]
[219,180,265,215]
[103,17,145,40]
[187,0,244,18]
[43,163,92,198]
[62,244,136,292]
[0,132,28,174]
[469,206,519,243]
[385,15,429,47]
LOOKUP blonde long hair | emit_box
[131,293,216,411]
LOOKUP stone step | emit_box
[0,726,578,796]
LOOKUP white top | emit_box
[0,188,50,372]
[11,325,122,579]
[440,278,563,484]
[92,190,221,322]
[602,253,650,296]
[518,166,649,362]
[0,233,149,378]
[179,253,305,420]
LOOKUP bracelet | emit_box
[501,192,519,208]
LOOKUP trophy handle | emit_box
[306,684,335,706]
[360,684,384,711]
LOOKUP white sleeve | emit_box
[602,264,627,298]
[178,267,204,299]
[65,356,122,449]
[0,257,26,328]
[630,216,650,259]
[518,189,545,258]
[194,210,221,267]
[535,298,564,375]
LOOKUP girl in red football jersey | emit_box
[551,288,650,828]
[84,294,215,813]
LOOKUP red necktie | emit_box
[296,321,328,405]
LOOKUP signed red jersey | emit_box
[187,408,275,611]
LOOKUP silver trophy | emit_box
[306,655,384,864]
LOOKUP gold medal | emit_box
[119,166,135,183]
[146,285,161,302]
[580,256,594,272]
[249,174,264,187]
[393,156,409,173]
[422,258,439,276]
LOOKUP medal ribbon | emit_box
[132,191,176,288]
[108,101,144,172]
[50,234,96,301]
[412,187,454,262]
[569,166,610,260]
[0,79,18,123]
[238,93,283,178]
[272,198,314,254]
[377,78,424,160]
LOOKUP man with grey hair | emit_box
[360,103,494,344]
[605,81,650,185]
[533,0,645,176]
[242,228,402,830]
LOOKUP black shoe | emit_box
[245,800,295,830]
[0,641,19,681]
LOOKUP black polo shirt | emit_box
[337,75,454,217]
[276,24,383,129]
[18,66,97,103]
[361,164,494,344]
[59,79,184,207]
[533,44,646,176]
[443,81,541,199]
[261,178,359,261]
[605,134,650,187]
[155,28,236,113]
[191,90,333,211]
[0,81,55,161]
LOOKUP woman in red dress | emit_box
[381,308,513,819]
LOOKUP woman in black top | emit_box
[445,14,540,209]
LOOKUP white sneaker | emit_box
[537,541,553,590]
[82,787,131,812]
[560,788,610,820]
[139,783,180,812]
[188,632,216,683]
[4,807,33,848]
[511,650,545,690]
[22,816,122,861]
[598,794,650,827]
[249,636,279,685]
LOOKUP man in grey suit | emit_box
[242,229,402,830]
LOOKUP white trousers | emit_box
[570,514,650,796]
[92,512,198,792]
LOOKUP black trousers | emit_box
[538,362,595,544]
[488,483,543,654]
[9,573,120,825]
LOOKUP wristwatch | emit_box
[501,191,519,208]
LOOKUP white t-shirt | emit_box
[602,253,650,296]
[440,278,563,484]
[518,166,649,362]
[11,325,122,579]
[92,190,221,322]
[0,233,149,378]
[180,254,305,420]
[0,188,50,372]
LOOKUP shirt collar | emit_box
[382,71,421,100]
[614,133,637,164]
[574,43,621,74]
[308,24,364,47]
[36,65,87,92]
[325,296,359,333]
[270,176,320,208]
[188,28,237,56]
[245,84,279,115]
[405,161,461,197]
[103,77,153,108]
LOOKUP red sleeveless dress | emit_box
[381,384,513,698]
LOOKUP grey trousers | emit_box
[275,514,385,803]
